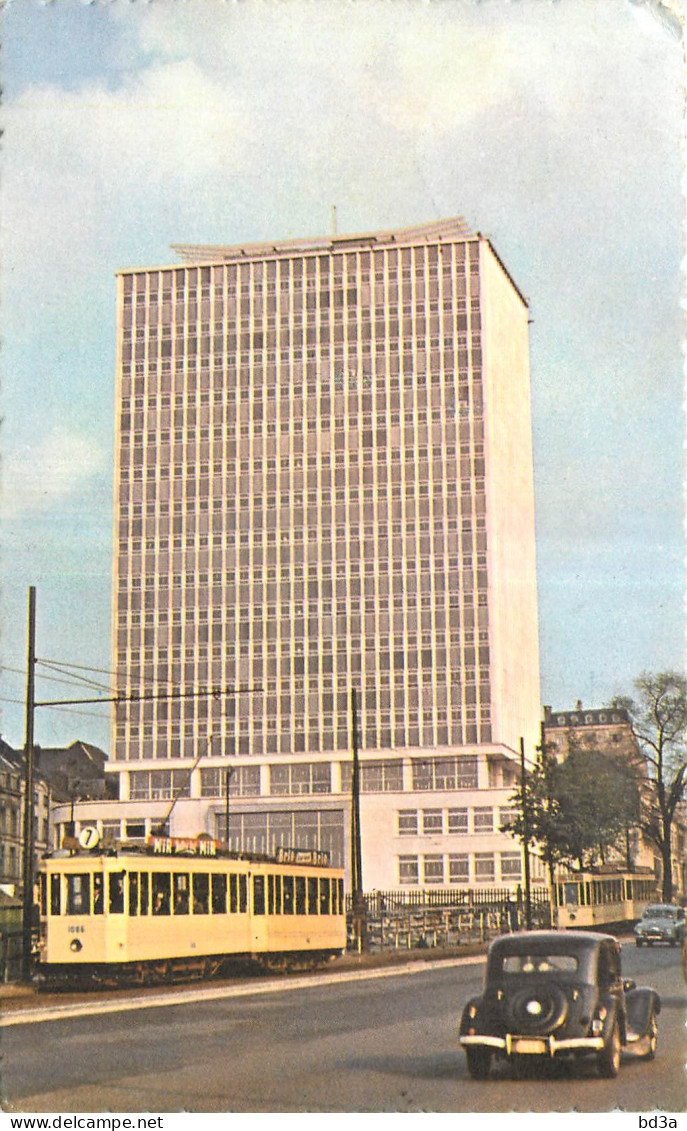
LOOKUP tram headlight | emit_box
[69,939,83,952]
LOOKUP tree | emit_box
[504,743,642,878]
[504,748,565,893]
[612,671,687,903]
[549,744,641,871]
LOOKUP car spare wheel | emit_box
[502,982,568,1035]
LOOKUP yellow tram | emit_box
[554,872,657,930]
[36,835,346,985]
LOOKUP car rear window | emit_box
[503,954,578,974]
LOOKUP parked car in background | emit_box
[459,931,660,1080]
[634,905,685,947]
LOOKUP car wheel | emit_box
[670,939,678,948]
[598,1021,621,1079]
[465,1047,492,1080]
[636,939,643,948]
[642,1012,658,1060]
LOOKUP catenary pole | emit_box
[520,736,533,930]
[21,587,37,980]
[350,688,366,950]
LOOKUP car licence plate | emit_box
[513,1038,547,1054]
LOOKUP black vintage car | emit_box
[459,930,660,1079]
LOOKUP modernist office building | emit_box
[68,218,542,891]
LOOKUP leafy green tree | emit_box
[612,671,687,902]
[550,744,641,870]
[504,743,642,878]
[502,748,566,893]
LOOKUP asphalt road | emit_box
[1,943,685,1113]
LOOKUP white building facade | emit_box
[58,218,542,893]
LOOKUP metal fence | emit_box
[1,931,23,983]
[346,888,552,951]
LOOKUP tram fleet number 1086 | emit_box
[36,835,346,986]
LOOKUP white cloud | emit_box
[1,57,251,288]
[1,427,106,521]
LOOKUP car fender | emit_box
[459,995,484,1036]
[625,987,661,1037]
[597,996,625,1046]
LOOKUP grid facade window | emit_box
[474,853,495,882]
[499,807,517,830]
[447,808,469,834]
[200,766,261,798]
[411,756,478,791]
[473,807,494,833]
[449,854,470,883]
[217,808,343,867]
[500,852,522,880]
[128,770,191,801]
[422,809,443,835]
[397,809,418,836]
[340,759,404,793]
[423,854,444,884]
[269,762,331,796]
[113,225,509,765]
[398,855,420,885]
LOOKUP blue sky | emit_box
[1,0,684,753]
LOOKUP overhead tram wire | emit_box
[34,684,264,708]
[35,667,115,694]
[19,588,264,980]
[36,658,119,677]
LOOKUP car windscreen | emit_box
[502,954,578,974]
[643,907,675,919]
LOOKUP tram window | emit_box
[331,878,338,916]
[295,876,306,915]
[229,873,238,914]
[93,874,104,915]
[152,873,171,915]
[338,878,344,914]
[319,878,330,915]
[563,882,579,906]
[239,874,248,913]
[173,873,190,914]
[283,874,295,915]
[267,874,275,915]
[308,876,318,914]
[140,872,149,915]
[50,874,61,916]
[192,873,209,914]
[211,873,227,914]
[67,874,91,916]
[253,875,266,915]
[109,872,125,914]
[129,873,139,916]
[274,873,282,914]
[39,874,47,917]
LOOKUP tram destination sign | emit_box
[148,836,219,857]
[275,846,330,867]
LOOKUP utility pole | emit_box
[520,736,533,930]
[224,766,234,851]
[18,583,261,980]
[21,587,36,980]
[350,688,366,951]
